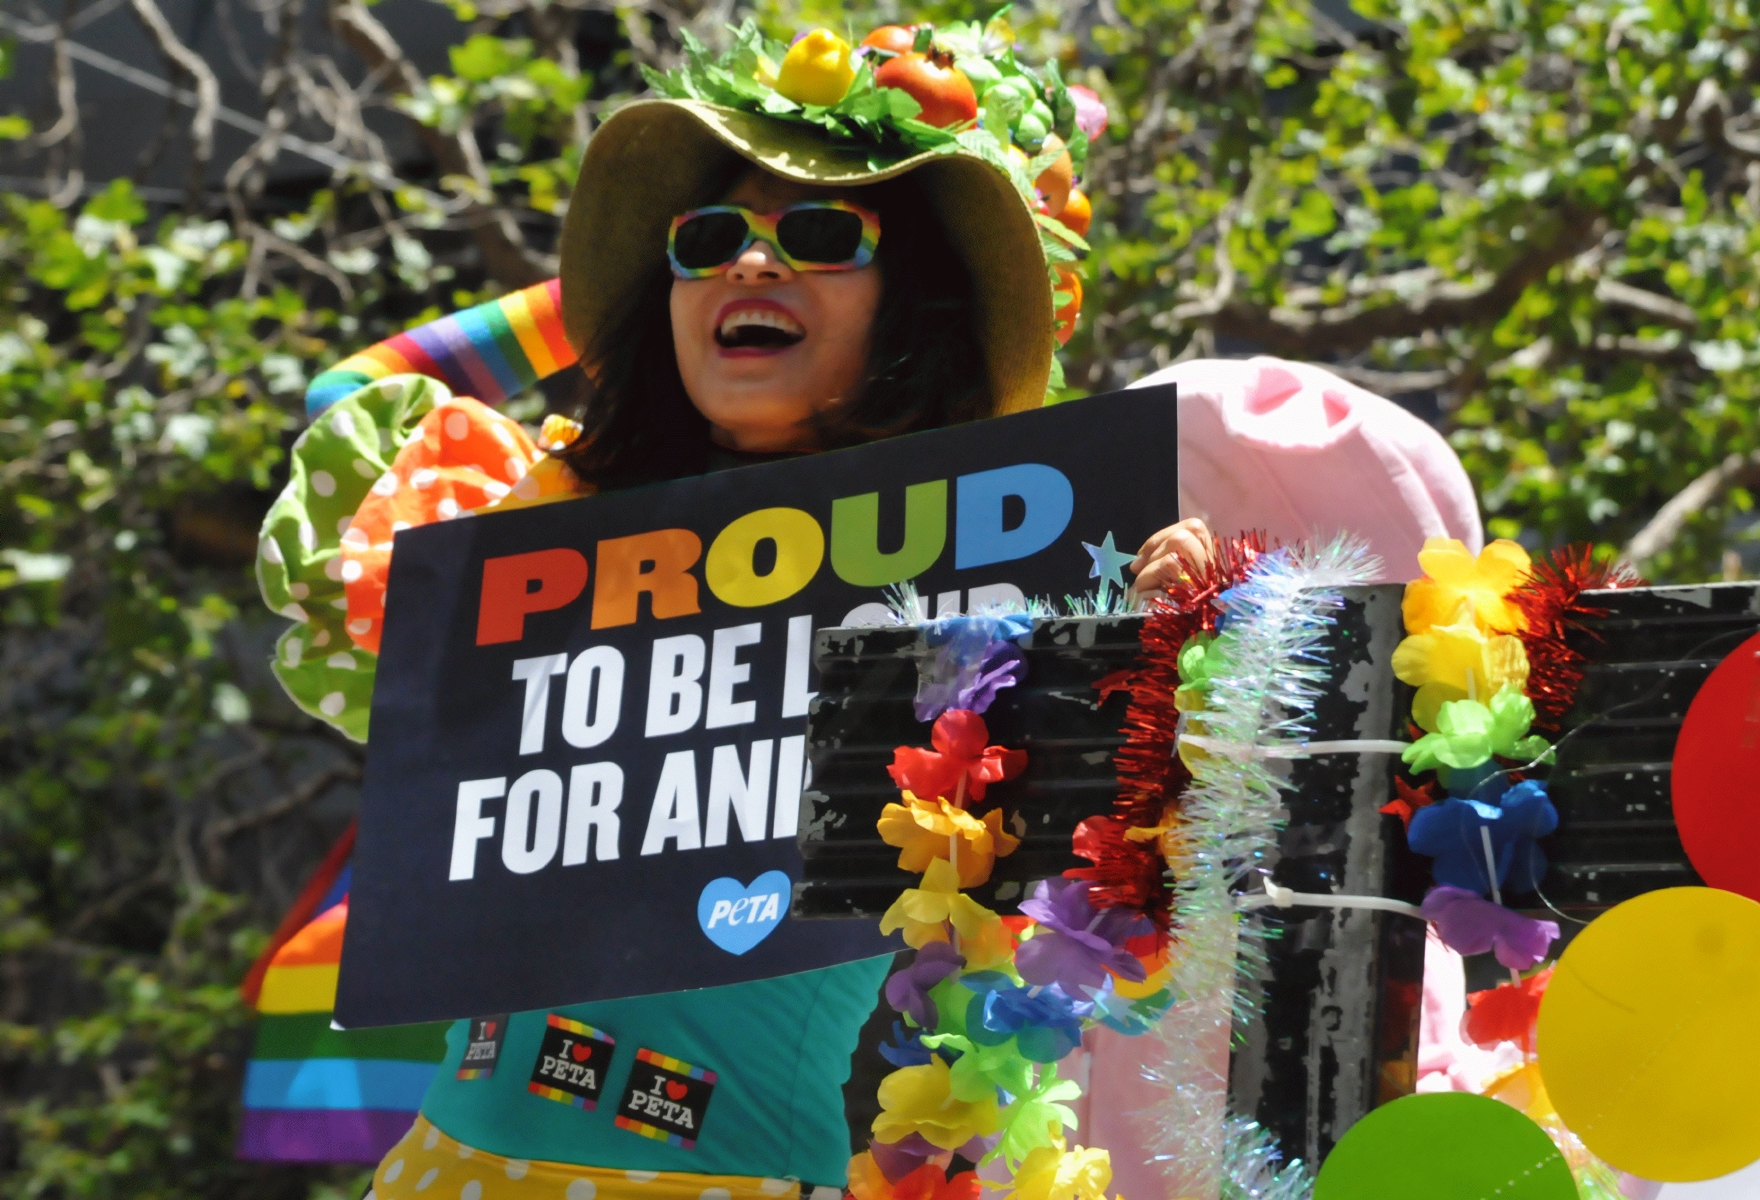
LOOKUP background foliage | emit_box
[4,0,1760,1194]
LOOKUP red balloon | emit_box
[1671,630,1760,901]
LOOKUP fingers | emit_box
[1133,519,1213,572]
[1132,552,1190,598]
[1128,519,1216,604]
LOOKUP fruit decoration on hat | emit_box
[643,7,1108,353]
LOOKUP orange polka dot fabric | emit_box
[340,396,573,653]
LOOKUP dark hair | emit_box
[556,171,989,492]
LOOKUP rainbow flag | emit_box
[237,834,449,1163]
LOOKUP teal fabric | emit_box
[419,956,891,1184]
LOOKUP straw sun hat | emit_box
[557,18,1101,415]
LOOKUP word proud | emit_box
[476,464,1074,644]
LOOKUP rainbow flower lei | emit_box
[1389,538,1637,953]
[1392,537,1641,1196]
[854,535,1369,1200]
[851,612,1176,1200]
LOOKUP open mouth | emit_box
[715,307,806,351]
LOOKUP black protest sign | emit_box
[336,385,1177,1027]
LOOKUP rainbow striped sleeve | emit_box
[306,278,578,417]
[237,894,451,1164]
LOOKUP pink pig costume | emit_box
[1069,357,1487,1198]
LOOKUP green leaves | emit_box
[0,139,398,1200]
[1051,0,1760,581]
[450,34,530,83]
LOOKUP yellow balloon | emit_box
[1537,886,1760,1182]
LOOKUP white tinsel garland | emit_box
[1145,537,1380,1199]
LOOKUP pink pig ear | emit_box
[1221,359,1366,451]
[1244,363,1304,414]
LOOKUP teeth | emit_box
[719,309,804,339]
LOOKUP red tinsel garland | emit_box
[1509,546,1643,731]
[1067,533,1271,930]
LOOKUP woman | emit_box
[260,30,1208,1200]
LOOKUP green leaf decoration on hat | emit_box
[256,374,447,741]
[1401,684,1555,774]
[642,10,1098,293]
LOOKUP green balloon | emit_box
[1315,1093,1578,1200]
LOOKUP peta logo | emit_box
[614,1049,717,1149]
[696,871,790,956]
[526,1014,614,1110]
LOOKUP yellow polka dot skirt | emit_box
[369,1115,826,1200]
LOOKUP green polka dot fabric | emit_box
[257,375,444,741]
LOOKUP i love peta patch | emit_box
[456,1013,509,1080]
[614,1048,717,1149]
[696,870,791,955]
[527,1014,615,1109]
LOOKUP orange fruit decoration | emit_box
[874,52,978,128]
[1034,134,1074,216]
[861,25,917,55]
[1058,188,1092,237]
[1054,266,1083,345]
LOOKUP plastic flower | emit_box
[886,942,965,1028]
[1402,685,1553,774]
[1068,85,1109,141]
[878,1021,937,1068]
[957,906,1019,971]
[889,710,1027,806]
[920,1029,1036,1101]
[915,617,1029,720]
[774,28,856,106]
[1176,632,1222,697]
[1404,538,1533,635]
[993,1076,1084,1167]
[880,858,1002,949]
[879,795,1020,887]
[1379,776,1437,831]
[962,972,1085,1063]
[1464,968,1553,1052]
[873,1058,1001,1151]
[1015,879,1150,993]
[850,1151,982,1200]
[1421,885,1560,971]
[863,1136,942,1186]
[1407,781,1558,896]
[1392,612,1530,728]
[1007,1141,1113,1200]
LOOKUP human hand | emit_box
[1131,518,1213,601]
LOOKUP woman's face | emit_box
[670,170,883,453]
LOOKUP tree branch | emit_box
[327,0,553,287]
[1325,363,1460,394]
[1594,278,1698,331]
[204,762,359,846]
[1209,207,1607,357]
[1624,450,1760,563]
[127,0,219,202]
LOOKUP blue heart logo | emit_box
[697,871,792,956]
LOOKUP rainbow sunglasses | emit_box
[667,200,881,279]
